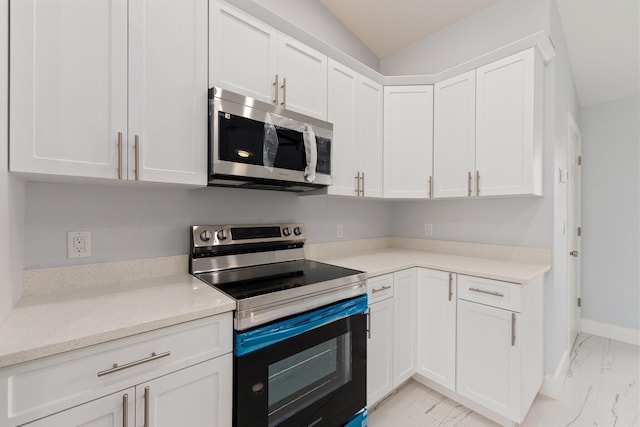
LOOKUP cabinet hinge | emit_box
[578,156,582,166]
[577,227,582,237]
[577,297,582,308]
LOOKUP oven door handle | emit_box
[235,294,368,356]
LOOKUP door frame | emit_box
[566,111,582,349]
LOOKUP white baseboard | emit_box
[539,348,570,399]
[581,319,640,346]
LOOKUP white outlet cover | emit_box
[337,224,344,239]
[424,224,433,236]
[68,231,91,258]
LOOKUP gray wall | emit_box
[580,95,640,330]
[379,0,549,75]
[0,0,25,322]
[24,184,391,268]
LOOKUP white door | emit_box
[128,0,207,185]
[277,34,328,120]
[327,60,358,196]
[433,70,476,198]
[475,48,537,196]
[567,112,582,347]
[209,1,278,103]
[24,388,135,427]
[367,298,394,406]
[416,269,456,390]
[358,76,384,198]
[457,300,520,420]
[136,356,232,427]
[383,86,434,199]
[392,269,417,386]
[9,0,127,179]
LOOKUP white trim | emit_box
[581,319,640,346]
[539,348,570,399]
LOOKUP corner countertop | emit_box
[0,271,234,369]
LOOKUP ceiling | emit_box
[319,0,639,106]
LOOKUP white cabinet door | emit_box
[358,76,384,198]
[278,34,328,120]
[433,71,476,198]
[457,299,520,420]
[392,269,417,386]
[475,48,542,196]
[136,355,232,427]
[24,388,135,427]
[327,59,359,196]
[128,0,207,185]
[416,269,456,390]
[9,0,128,178]
[367,298,394,407]
[209,1,278,103]
[383,86,434,199]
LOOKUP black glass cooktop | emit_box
[195,259,363,300]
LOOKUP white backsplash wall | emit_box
[24,183,391,269]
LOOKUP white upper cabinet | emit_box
[327,60,383,198]
[433,70,476,199]
[9,0,128,179]
[328,60,359,196]
[210,2,328,120]
[383,86,434,199]
[10,0,207,185]
[209,3,278,103]
[358,75,384,198]
[128,0,208,185]
[475,48,543,196]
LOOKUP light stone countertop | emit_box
[0,273,235,369]
[312,248,550,284]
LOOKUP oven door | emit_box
[234,296,367,427]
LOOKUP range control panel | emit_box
[191,223,306,248]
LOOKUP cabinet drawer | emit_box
[457,275,521,312]
[367,274,394,304]
[1,313,232,425]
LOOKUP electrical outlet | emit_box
[424,224,433,236]
[68,231,91,258]
[337,224,344,239]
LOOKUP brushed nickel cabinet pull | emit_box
[371,285,391,294]
[570,250,579,257]
[360,172,365,196]
[467,171,472,197]
[448,273,453,301]
[273,74,279,105]
[355,172,360,195]
[122,393,129,427]
[97,351,171,377]
[511,313,516,346]
[117,132,123,180]
[134,135,140,181]
[280,77,287,108]
[476,170,480,196]
[469,287,504,298]
[144,386,150,427]
[428,176,432,198]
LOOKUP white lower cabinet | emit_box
[366,269,417,407]
[1,314,232,427]
[416,268,456,390]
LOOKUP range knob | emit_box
[217,230,228,241]
[293,226,303,236]
[282,227,291,237]
[200,230,213,242]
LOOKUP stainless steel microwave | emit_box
[208,87,333,192]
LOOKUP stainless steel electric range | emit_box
[189,223,368,427]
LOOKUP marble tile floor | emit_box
[369,333,639,427]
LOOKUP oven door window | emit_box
[235,313,366,427]
[268,333,351,426]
